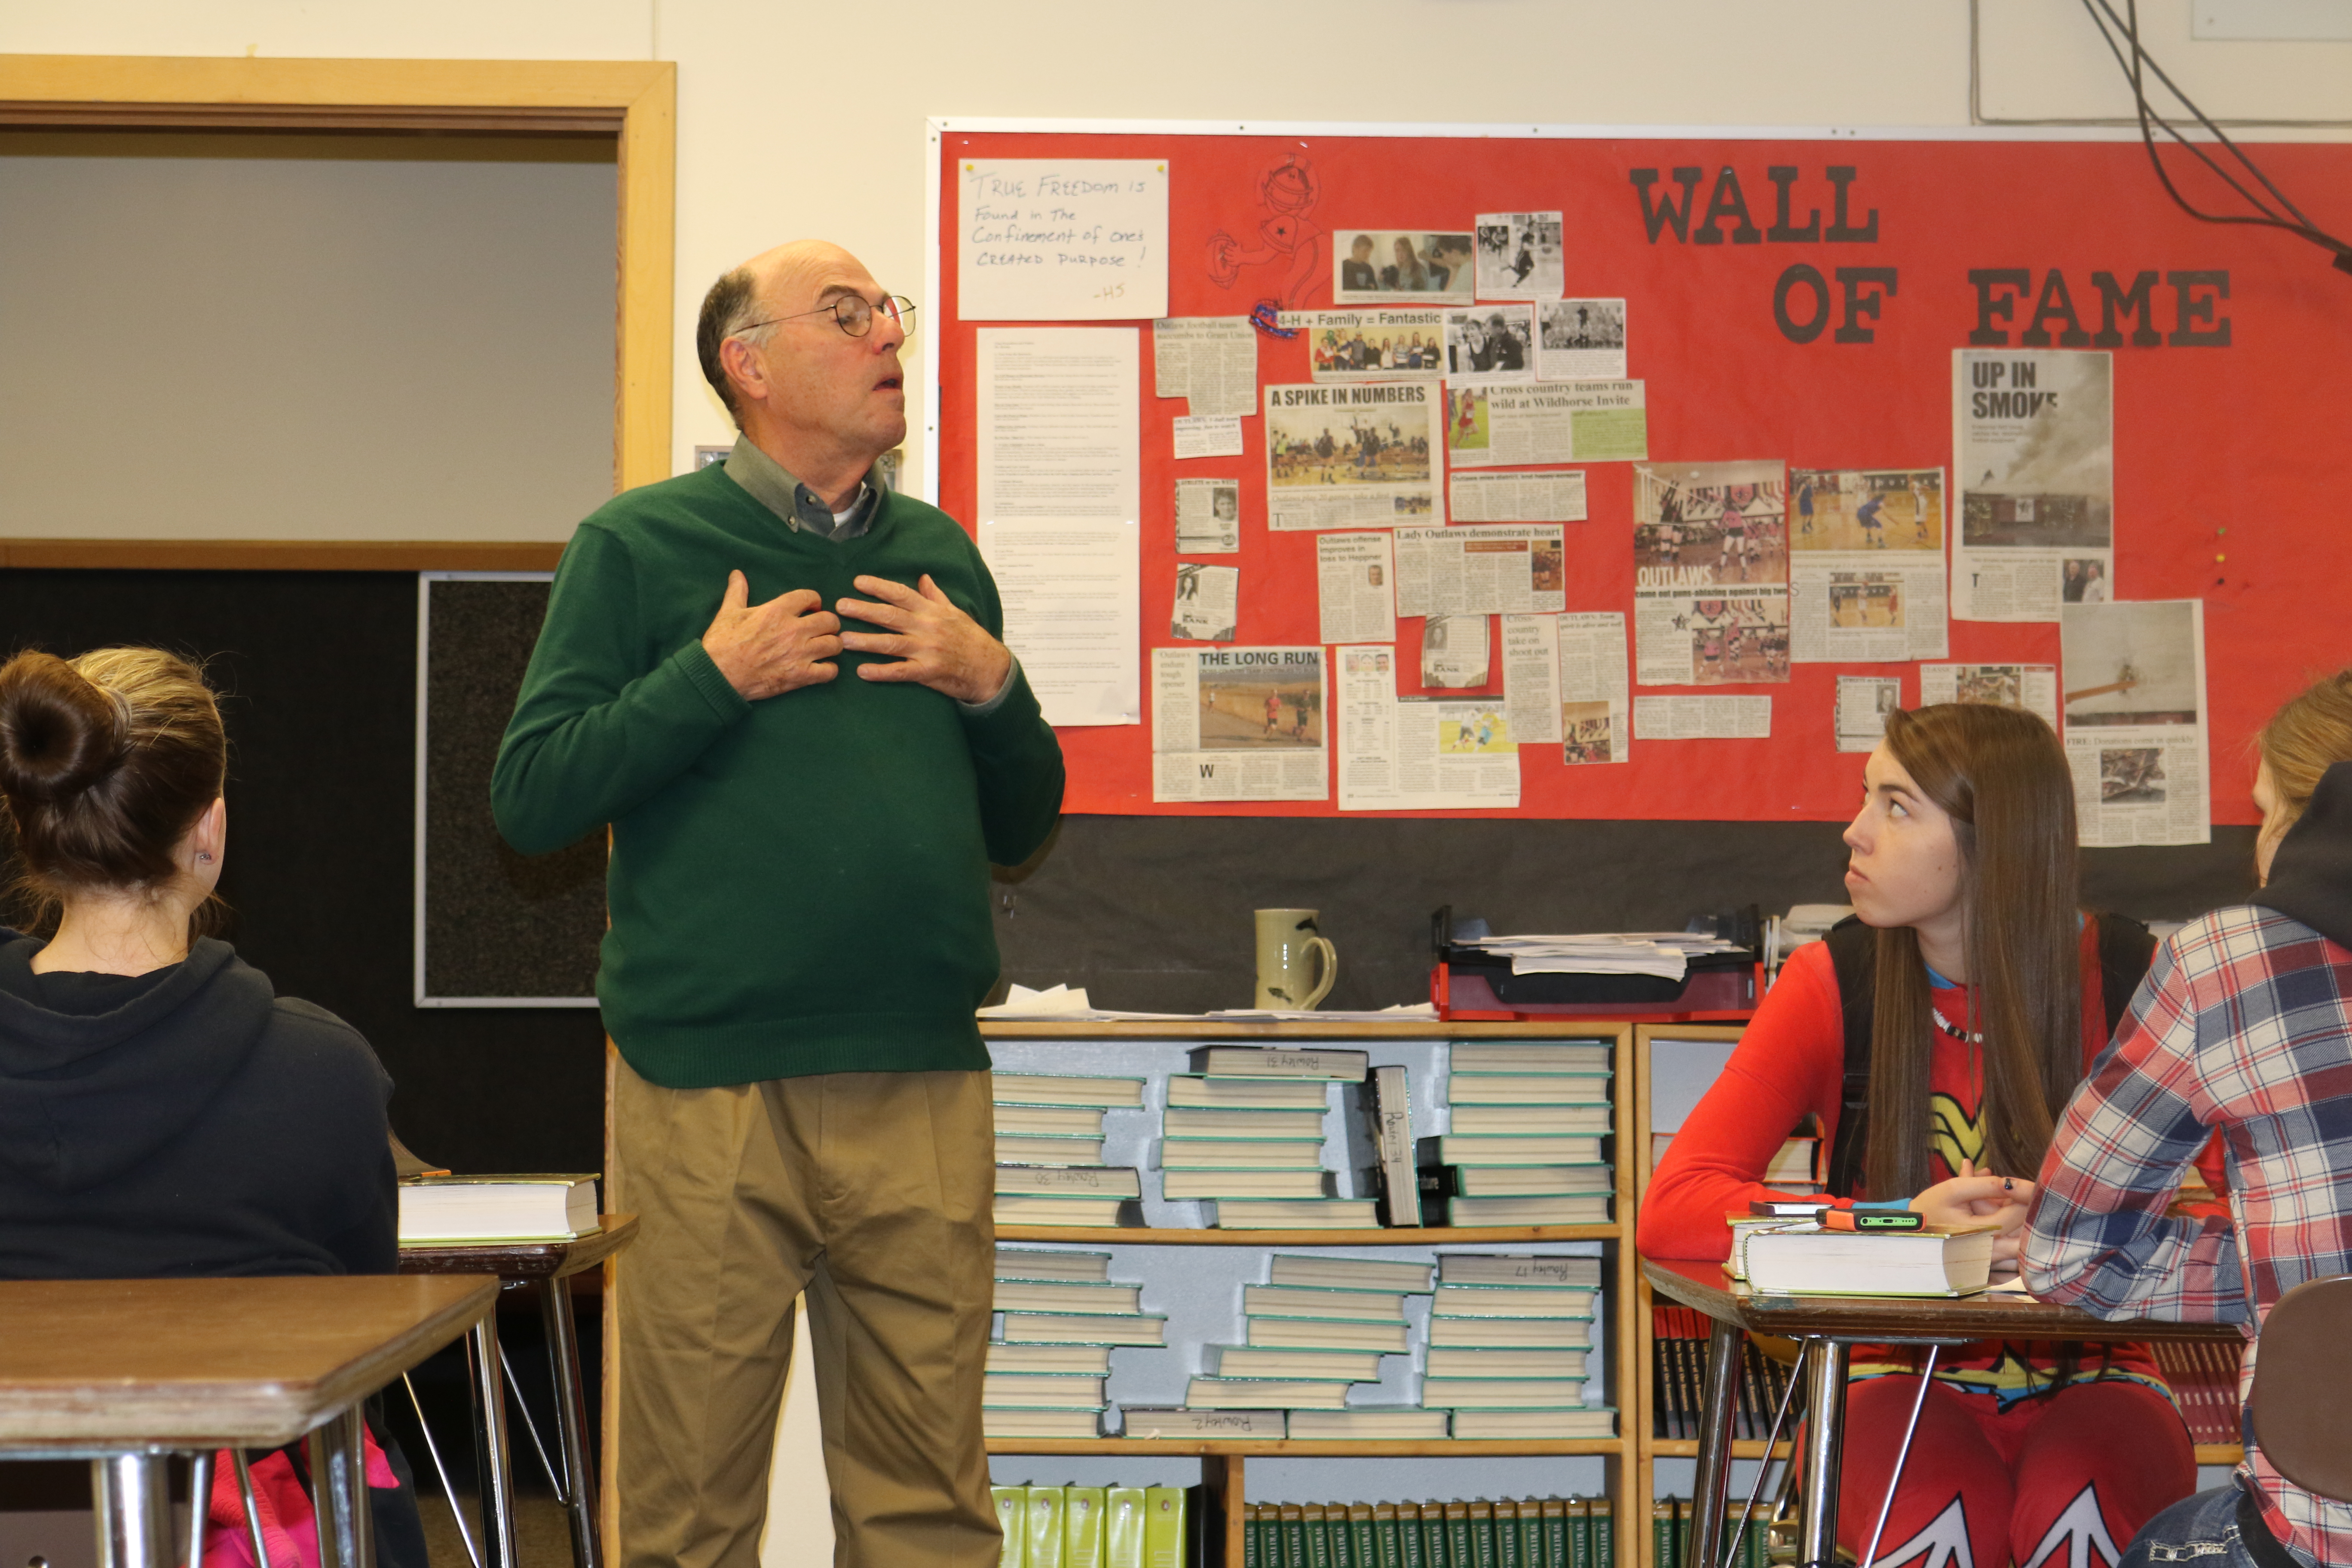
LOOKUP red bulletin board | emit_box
[925,121,2352,824]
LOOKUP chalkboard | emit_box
[415,573,604,1004]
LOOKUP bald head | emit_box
[695,240,877,423]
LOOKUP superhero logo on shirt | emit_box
[1929,1090,1988,1178]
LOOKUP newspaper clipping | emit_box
[1631,460,1791,686]
[1421,613,1491,689]
[1152,646,1328,804]
[1475,212,1564,300]
[2060,599,2210,845]
[1336,645,1520,811]
[1173,477,1240,554]
[1170,564,1237,643]
[1953,349,2114,623]
[1394,524,1565,618]
[1332,230,1475,305]
[1446,381,1648,468]
[1537,299,1628,381]
[1152,317,1257,418]
[1264,382,1439,531]
[1286,309,1447,381]
[1443,304,1537,382]
[1919,662,2059,730]
[1501,614,1561,745]
[1835,675,1904,753]
[1633,695,1772,740]
[1788,468,1949,664]
[1556,611,1630,765]
[1316,532,1396,646]
[1449,470,1587,524]
[1173,415,1244,459]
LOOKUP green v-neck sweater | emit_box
[491,465,1064,1088]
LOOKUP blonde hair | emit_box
[2257,668,2352,834]
[0,647,226,931]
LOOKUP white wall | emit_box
[9,0,2346,504]
[6,0,2336,1553]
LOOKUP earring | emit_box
[196,852,214,864]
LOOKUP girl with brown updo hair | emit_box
[1641,703,2201,1568]
[0,647,426,1568]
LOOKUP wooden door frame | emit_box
[0,55,677,570]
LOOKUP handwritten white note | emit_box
[958,159,1169,322]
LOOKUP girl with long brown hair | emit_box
[1640,703,2199,1568]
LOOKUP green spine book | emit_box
[1332,1503,1358,1568]
[1350,1504,1379,1568]
[1657,1500,1678,1568]
[1067,1486,1108,1568]
[1420,1502,1449,1568]
[1520,1500,1544,1568]
[1446,1502,1474,1568]
[1142,1487,1187,1568]
[993,1486,1027,1568]
[1264,1506,1285,1568]
[1028,1487,1067,1568]
[1676,1498,1693,1568]
[1546,1498,1571,1568]
[1396,1504,1426,1568]
[1590,1498,1613,1568]
[1743,1507,1767,1568]
[1307,1504,1335,1568]
[1242,1504,1261,1568]
[1496,1500,1523,1568]
[1281,1503,1308,1568]
[1470,1501,1498,1568]
[1106,1488,1146,1568]
[1374,1504,1404,1568]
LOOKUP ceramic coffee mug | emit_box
[1255,908,1338,1010]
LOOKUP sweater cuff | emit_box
[957,653,1023,718]
[673,638,753,722]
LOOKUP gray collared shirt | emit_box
[719,437,1017,714]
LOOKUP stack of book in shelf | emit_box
[989,1482,1193,1568]
[1425,1254,1613,1439]
[1422,1041,1615,1227]
[1652,1497,1777,1568]
[993,1072,1148,1226]
[1649,1306,1792,1440]
[1162,1046,1377,1230]
[1244,1495,1617,1568]
[984,1248,1166,1439]
[2149,1338,2245,1447]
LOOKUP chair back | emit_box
[2250,1274,2352,1502]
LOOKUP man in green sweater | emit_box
[493,240,1063,1568]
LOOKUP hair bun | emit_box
[0,651,126,804]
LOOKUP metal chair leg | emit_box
[90,1452,173,1568]
[232,1450,271,1568]
[405,1371,483,1568]
[466,1311,520,1568]
[187,1451,214,1568]
[1858,1348,1942,1568]
[544,1276,603,1568]
[306,1406,372,1568]
[1692,1318,1746,1568]
[1796,1340,1852,1568]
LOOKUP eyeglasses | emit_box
[737,294,917,340]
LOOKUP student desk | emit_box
[1641,1257,2244,1568]
[399,1215,637,1568]
[0,1274,496,1568]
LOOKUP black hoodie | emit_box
[2253,760,2352,952]
[0,930,395,1280]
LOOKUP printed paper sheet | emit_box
[1632,695,1772,740]
[976,328,1141,727]
[1264,383,1439,530]
[1174,478,1240,554]
[1556,612,1630,765]
[1835,676,1904,753]
[958,159,1168,322]
[1152,317,1257,418]
[1173,415,1244,459]
[1446,382,1648,468]
[1788,469,1949,664]
[1474,212,1564,300]
[1631,461,1790,686]
[1279,309,1446,382]
[1448,470,1587,524]
[1537,299,1628,381]
[2060,599,2210,845]
[1500,614,1562,746]
[1170,564,1237,643]
[1332,230,1474,306]
[1152,647,1327,803]
[1443,304,1537,383]
[1919,663,2059,730]
[1316,532,1396,646]
[1336,645,1519,811]
[1421,613,1491,689]
[1393,525,1565,619]
[1953,349,2114,623]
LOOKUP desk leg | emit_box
[469,1309,522,1568]
[309,1405,375,1568]
[91,1452,173,1568]
[187,1450,214,1568]
[545,1277,602,1568]
[1690,1318,1744,1568]
[1797,1340,1850,1568]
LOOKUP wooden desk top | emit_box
[398,1214,638,1281]
[1642,1257,2244,1344]
[0,1274,496,1452]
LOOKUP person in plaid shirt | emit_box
[2025,669,2352,1568]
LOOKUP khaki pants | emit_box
[610,1060,999,1568]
